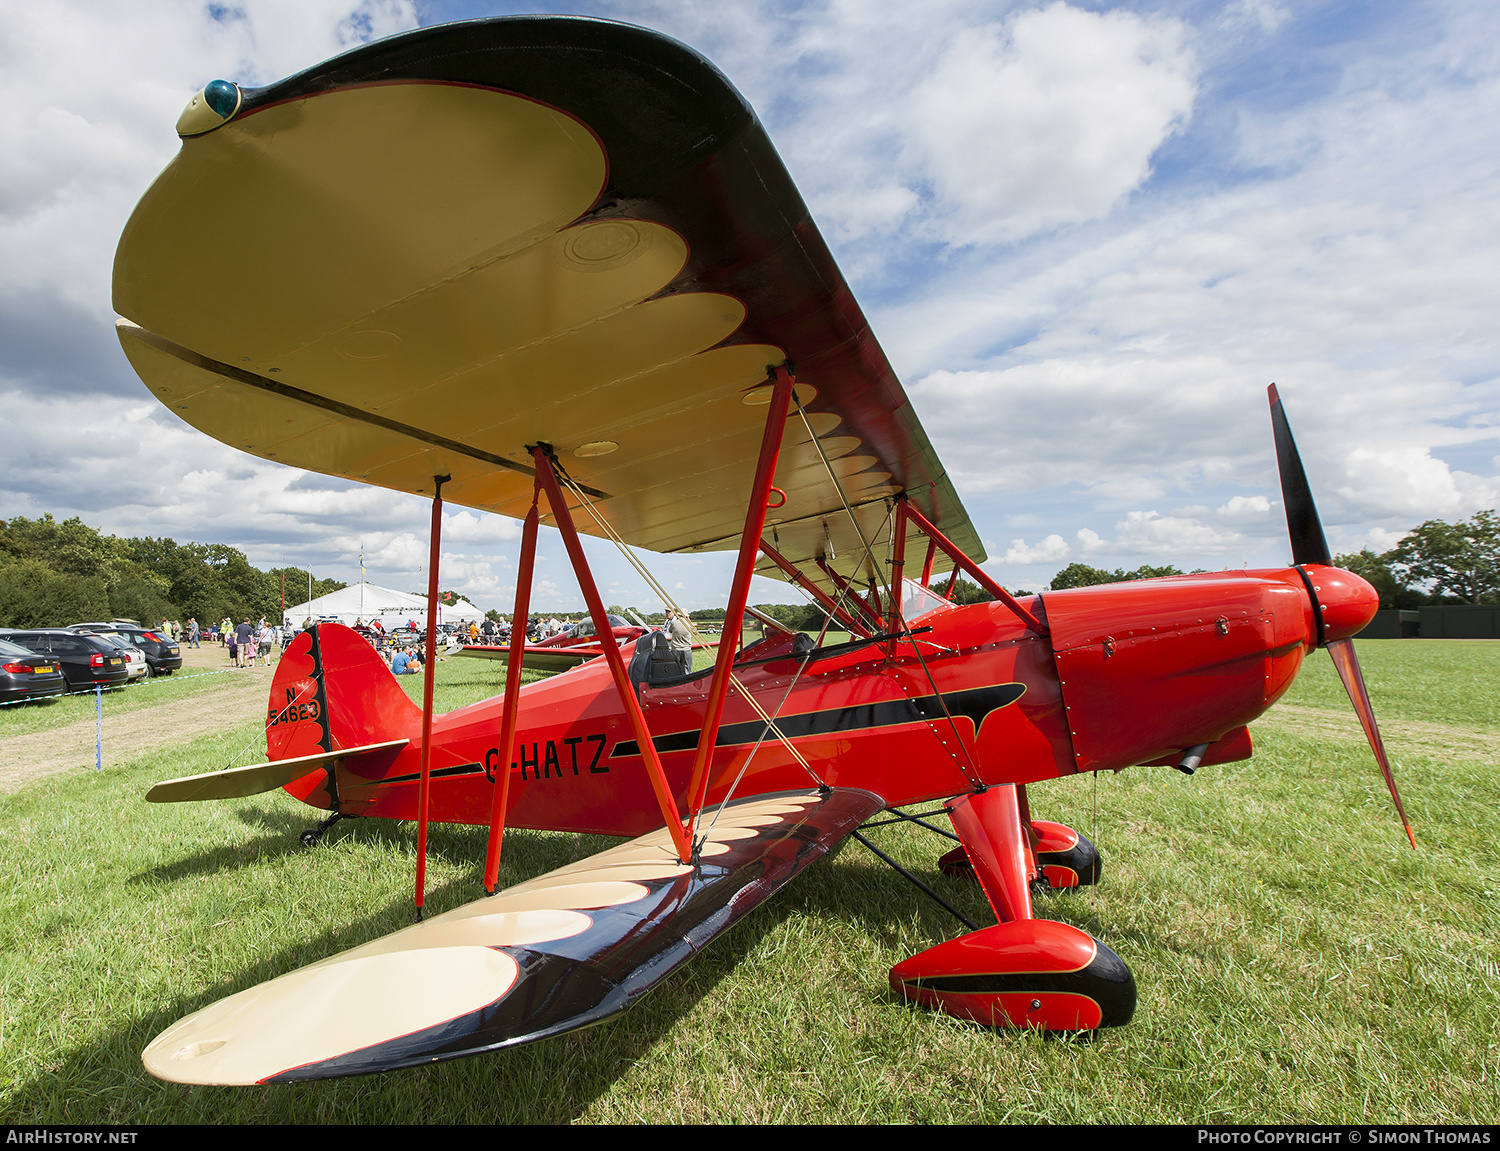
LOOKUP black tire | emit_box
[1038,832,1102,888]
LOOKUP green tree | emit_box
[948,578,995,605]
[1333,549,1423,609]
[0,515,346,628]
[751,602,828,631]
[1390,510,1500,604]
[1048,563,1114,589]
[1048,563,1184,590]
[0,558,110,628]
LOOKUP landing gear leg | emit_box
[892,784,1134,1031]
[300,811,348,848]
[938,822,1102,891]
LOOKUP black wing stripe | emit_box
[612,683,1024,759]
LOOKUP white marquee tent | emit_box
[283,582,484,629]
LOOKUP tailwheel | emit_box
[1032,820,1102,889]
[889,919,1135,1031]
[299,811,347,848]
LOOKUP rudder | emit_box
[268,624,421,761]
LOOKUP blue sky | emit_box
[2,0,1496,611]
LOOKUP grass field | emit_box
[1,640,1496,1123]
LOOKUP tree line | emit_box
[1042,510,1500,606]
[0,515,346,629]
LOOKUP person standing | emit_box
[188,618,200,648]
[235,618,252,668]
[665,608,693,676]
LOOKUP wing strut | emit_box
[901,502,1047,635]
[684,366,797,845]
[759,538,873,637]
[481,473,544,893]
[815,556,885,633]
[919,537,938,587]
[415,472,451,920]
[532,444,694,865]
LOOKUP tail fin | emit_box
[269,624,421,760]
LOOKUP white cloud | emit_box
[1000,533,1070,564]
[1075,527,1108,555]
[1217,495,1271,520]
[1114,510,1241,556]
[903,3,1197,245]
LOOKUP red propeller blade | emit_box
[1325,638,1417,850]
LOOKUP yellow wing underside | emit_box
[116,82,970,584]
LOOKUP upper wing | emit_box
[113,16,981,590]
[141,787,884,1084]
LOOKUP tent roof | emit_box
[285,582,484,621]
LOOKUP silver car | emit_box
[96,632,150,682]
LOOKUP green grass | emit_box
[1274,638,1500,730]
[0,641,1496,1122]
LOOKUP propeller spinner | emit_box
[1267,384,1417,849]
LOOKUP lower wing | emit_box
[455,642,600,672]
[142,786,884,1084]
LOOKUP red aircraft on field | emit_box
[115,16,1411,1085]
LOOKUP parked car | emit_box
[0,630,130,692]
[69,623,182,675]
[0,637,68,703]
[95,632,150,681]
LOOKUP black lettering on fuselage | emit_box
[587,733,608,774]
[267,697,319,727]
[516,742,539,781]
[505,734,610,781]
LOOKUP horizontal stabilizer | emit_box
[146,739,409,803]
[142,787,884,1083]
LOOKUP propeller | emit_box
[1268,384,1332,567]
[1267,384,1417,850]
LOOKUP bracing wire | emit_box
[217,667,322,770]
[789,401,985,789]
[793,393,895,610]
[553,463,822,787]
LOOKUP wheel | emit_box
[300,829,320,848]
[1032,821,1102,888]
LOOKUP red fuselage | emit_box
[279,565,1376,837]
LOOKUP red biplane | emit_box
[114,16,1411,1085]
[456,613,648,673]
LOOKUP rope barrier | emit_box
[1,654,316,780]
